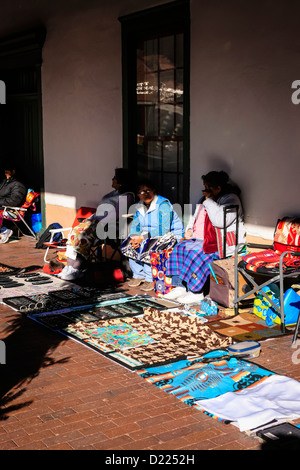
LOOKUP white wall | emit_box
[0,0,300,237]
[42,0,171,211]
[190,0,300,238]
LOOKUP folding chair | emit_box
[2,189,40,239]
[43,206,96,263]
[233,217,300,336]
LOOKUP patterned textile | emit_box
[208,310,293,342]
[67,218,98,258]
[273,217,300,253]
[215,228,237,259]
[240,217,300,276]
[240,249,300,275]
[138,354,274,406]
[165,239,219,292]
[151,249,174,296]
[102,308,232,368]
[84,323,156,353]
[62,308,232,369]
[121,232,177,265]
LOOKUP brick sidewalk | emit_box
[0,237,299,450]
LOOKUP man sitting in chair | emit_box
[58,168,135,281]
[0,166,27,243]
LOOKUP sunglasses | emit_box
[138,189,153,195]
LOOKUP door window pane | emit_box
[136,32,185,205]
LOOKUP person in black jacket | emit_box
[0,168,27,207]
[0,167,27,243]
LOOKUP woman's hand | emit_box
[130,235,144,249]
[202,189,212,200]
[184,228,193,239]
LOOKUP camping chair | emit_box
[2,189,40,239]
[43,206,96,263]
[233,217,300,336]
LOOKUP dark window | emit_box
[120,0,190,206]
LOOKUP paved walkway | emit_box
[0,237,299,450]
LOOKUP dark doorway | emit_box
[0,29,46,224]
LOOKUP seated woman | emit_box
[124,179,184,292]
[59,168,135,281]
[164,170,245,304]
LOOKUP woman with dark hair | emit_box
[59,168,135,281]
[123,179,184,291]
[164,170,245,304]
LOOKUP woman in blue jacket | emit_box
[126,180,184,291]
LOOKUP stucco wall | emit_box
[0,0,299,236]
[41,0,171,224]
[190,0,300,239]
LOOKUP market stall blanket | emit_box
[195,374,300,432]
[0,272,71,300]
[28,295,170,329]
[74,308,233,370]
[137,352,274,425]
[207,310,294,342]
[3,287,132,314]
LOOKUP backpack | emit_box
[35,223,63,249]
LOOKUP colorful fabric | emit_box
[151,250,174,296]
[103,309,232,368]
[84,323,156,352]
[203,213,218,254]
[240,249,300,275]
[67,218,98,258]
[215,228,237,259]
[138,353,273,405]
[208,310,293,342]
[121,231,177,265]
[273,217,300,253]
[165,239,219,292]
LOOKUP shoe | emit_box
[0,228,13,244]
[127,278,145,288]
[177,291,204,305]
[59,265,85,281]
[140,281,154,292]
[57,265,70,278]
[163,286,187,300]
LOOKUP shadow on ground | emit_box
[0,312,70,420]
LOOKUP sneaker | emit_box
[140,281,154,292]
[0,228,13,244]
[163,286,187,300]
[127,278,144,288]
[59,265,85,281]
[57,265,71,278]
[177,291,204,305]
